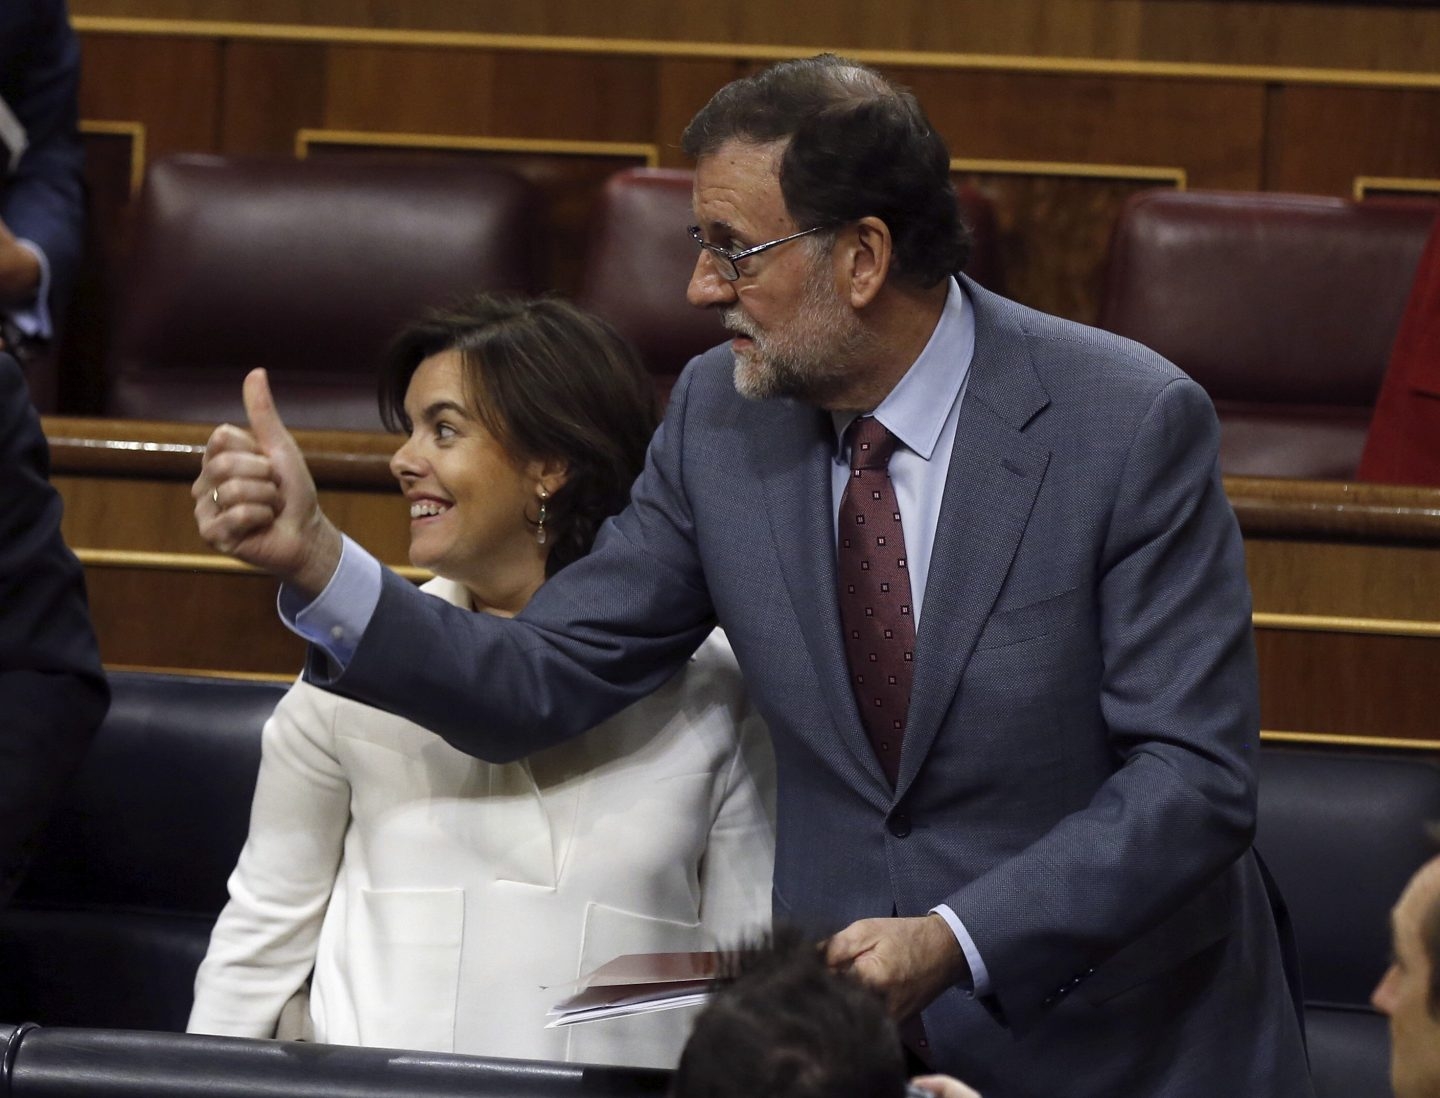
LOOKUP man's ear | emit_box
[840,217,893,309]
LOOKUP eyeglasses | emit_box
[687,224,830,282]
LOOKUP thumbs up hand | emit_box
[193,368,344,597]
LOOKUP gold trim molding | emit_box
[952,157,1186,188]
[1262,729,1440,751]
[1353,175,1440,200]
[77,546,430,581]
[1252,612,1440,639]
[104,662,295,684]
[70,16,1440,92]
[297,128,659,166]
[79,119,147,196]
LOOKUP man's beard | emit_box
[725,258,870,405]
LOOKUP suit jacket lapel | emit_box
[749,398,893,793]
[897,285,1053,799]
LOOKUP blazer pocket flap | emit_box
[974,587,1083,651]
[1078,870,1234,1005]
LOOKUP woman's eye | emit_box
[435,422,457,441]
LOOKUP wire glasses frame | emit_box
[687,224,830,282]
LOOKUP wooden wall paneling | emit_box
[899,67,1267,190]
[653,58,742,168]
[78,34,223,156]
[219,39,328,154]
[84,558,309,676]
[1245,539,1440,623]
[321,45,501,133]
[1255,628,1440,744]
[1265,85,1440,196]
[488,53,658,143]
[954,168,1182,324]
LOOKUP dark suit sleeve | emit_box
[0,352,107,904]
[1,0,86,320]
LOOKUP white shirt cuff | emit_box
[929,903,991,998]
[278,534,382,670]
[6,239,51,338]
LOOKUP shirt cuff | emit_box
[278,534,382,670]
[929,903,991,998]
[6,239,51,339]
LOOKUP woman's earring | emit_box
[536,487,550,546]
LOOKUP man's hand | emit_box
[824,914,969,1020]
[192,368,343,597]
[0,219,41,305]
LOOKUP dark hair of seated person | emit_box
[379,293,658,576]
[672,926,909,1098]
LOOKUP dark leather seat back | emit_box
[1256,745,1440,1098]
[104,154,540,430]
[0,1024,671,1098]
[577,168,1005,404]
[1098,190,1440,479]
[0,671,285,1031]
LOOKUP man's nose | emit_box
[687,251,737,309]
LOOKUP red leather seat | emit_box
[104,155,540,431]
[577,168,1005,405]
[1098,189,1439,480]
[1357,213,1440,486]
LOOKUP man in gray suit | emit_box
[197,55,1311,1096]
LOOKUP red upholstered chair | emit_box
[577,167,1004,404]
[1097,190,1439,480]
[103,155,541,431]
[1357,213,1440,486]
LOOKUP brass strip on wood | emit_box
[103,662,296,684]
[1353,175,1440,200]
[69,16,1440,91]
[79,119,147,196]
[77,546,430,581]
[952,158,1186,187]
[1252,612,1440,638]
[297,128,659,166]
[1261,729,1440,751]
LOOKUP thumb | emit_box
[243,368,294,454]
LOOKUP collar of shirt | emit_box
[829,277,976,624]
[830,276,973,460]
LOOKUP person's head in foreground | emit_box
[673,928,977,1098]
[379,293,657,613]
[681,53,970,412]
[1374,852,1440,1098]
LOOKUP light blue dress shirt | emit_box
[284,276,991,995]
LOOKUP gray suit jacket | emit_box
[326,280,1312,1097]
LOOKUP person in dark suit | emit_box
[195,55,1311,1096]
[0,0,86,361]
[0,351,106,906]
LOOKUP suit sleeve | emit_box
[322,358,719,764]
[188,680,350,1038]
[0,352,106,904]
[944,376,1259,1031]
[1,0,86,321]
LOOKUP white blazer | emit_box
[188,578,775,1069]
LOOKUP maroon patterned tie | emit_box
[837,416,915,787]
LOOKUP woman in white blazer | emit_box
[188,295,775,1069]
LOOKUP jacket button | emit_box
[888,811,911,838]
